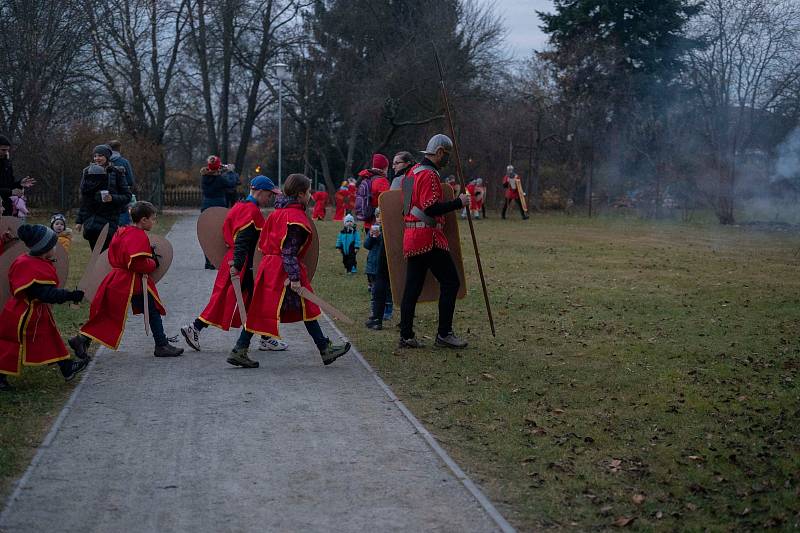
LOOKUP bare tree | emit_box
[689,0,800,224]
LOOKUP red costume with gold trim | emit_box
[311,191,328,220]
[403,164,449,258]
[503,174,520,200]
[80,226,165,349]
[0,255,69,375]
[198,201,264,330]
[345,184,356,212]
[245,203,321,338]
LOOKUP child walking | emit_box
[0,224,87,391]
[228,174,351,368]
[69,201,184,359]
[335,214,360,274]
[363,210,393,330]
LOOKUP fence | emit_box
[20,182,205,213]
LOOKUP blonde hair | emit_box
[283,174,311,197]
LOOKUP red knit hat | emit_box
[207,155,222,171]
[372,153,389,171]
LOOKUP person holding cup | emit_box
[75,145,132,251]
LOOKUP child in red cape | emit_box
[333,182,348,221]
[69,201,184,359]
[0,224,87,391]
[311,184,328,221]
[181,176,288,353]
[227,173,351,369]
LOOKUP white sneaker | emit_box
[180,324,201,351]
[259,337,288,351]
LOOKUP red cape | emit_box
[245,203,321,338]
[199,201,264,330]
[333,190,347,221]
[503,175,520,199]
[311,191,329,220]
[81,226,165,349]
[0,255,69,375]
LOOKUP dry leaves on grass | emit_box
[632,494,646,505]
[612,516,636,527]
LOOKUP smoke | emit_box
[773,126,800,183]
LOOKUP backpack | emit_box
[355,177,375,221]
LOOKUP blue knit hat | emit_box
[250,175,280,193]
[17,224,57,256]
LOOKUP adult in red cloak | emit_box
[226,174,351,369]
[0,224,86,390]
[71,202,184,358]
[502,165,529,220]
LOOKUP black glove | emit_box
[71,290,85,303]
[151,246,161,268]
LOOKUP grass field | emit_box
[0,214,176,500]
[313,211,800,531]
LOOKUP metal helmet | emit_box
[421,134,453,155]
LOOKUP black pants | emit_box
[235,320,328,351]
[399,248,459,339]
[501,198,526,219]
[342,250,357,272]
[85,225,116,252]
[371,247,392,320]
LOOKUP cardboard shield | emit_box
[0,241,26,310]
[84,234,174,302]
[379,184,467,304]
[197,207,229,268]
[517,178,529,213]
[0,216,21,238]
[253,217,320,282]
[54,242,69,288]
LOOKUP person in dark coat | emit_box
[74,145,132,251]
[0,135,35,216]
[108,140,135,226]
[200,155,238,268]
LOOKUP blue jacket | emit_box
[363,233,382,275]
[201,169,238,210]
[336,228,361,255]
[110,152,135,187]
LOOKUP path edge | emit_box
[322,315,516,533]
[0,349,105,525]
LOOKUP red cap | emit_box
[372,154,389,171]
[207,155,222,171]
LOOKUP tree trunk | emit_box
[342,120,358,180]
[190,0,219,155]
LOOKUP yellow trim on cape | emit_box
[127,251,152,269]
[13,279,56,296]
[80,274,137,350]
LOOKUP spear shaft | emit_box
[432,47,496,337]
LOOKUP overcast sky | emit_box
[492,0,554,59]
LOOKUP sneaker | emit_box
[68,335,90,360]
[0,375,12,392]
[398,336,424,349]
[351,267,358,274]
[364,318,382,331]
[180,324,201,351]
[154,343,184,357]
[60,358,89,382]
[382,311,393,321]
[259,337,288,351]
[435,332,468,349]
[227,347,259,368]
[320,340,351,366]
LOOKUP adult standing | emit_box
[223,164,241,207]
[200,155,237,268]
[390,151,415,190]
[108,140,136,226]
[356,153,391,230]
[0,135,35,216]
[333,182,348,221]
[398,134,469,349]
[75,145,132,251]
[502,165,529,220]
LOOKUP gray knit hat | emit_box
[17,224,58,256]
[93,144,113,159]
[87,163,106,175]
[421,134,453,155]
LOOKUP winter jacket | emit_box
[335,227,361,255]
[110,152,135,187]
[201,168,238,210]
[0,157,22,215]
[363,233,383,276]
[75,164,132,238]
